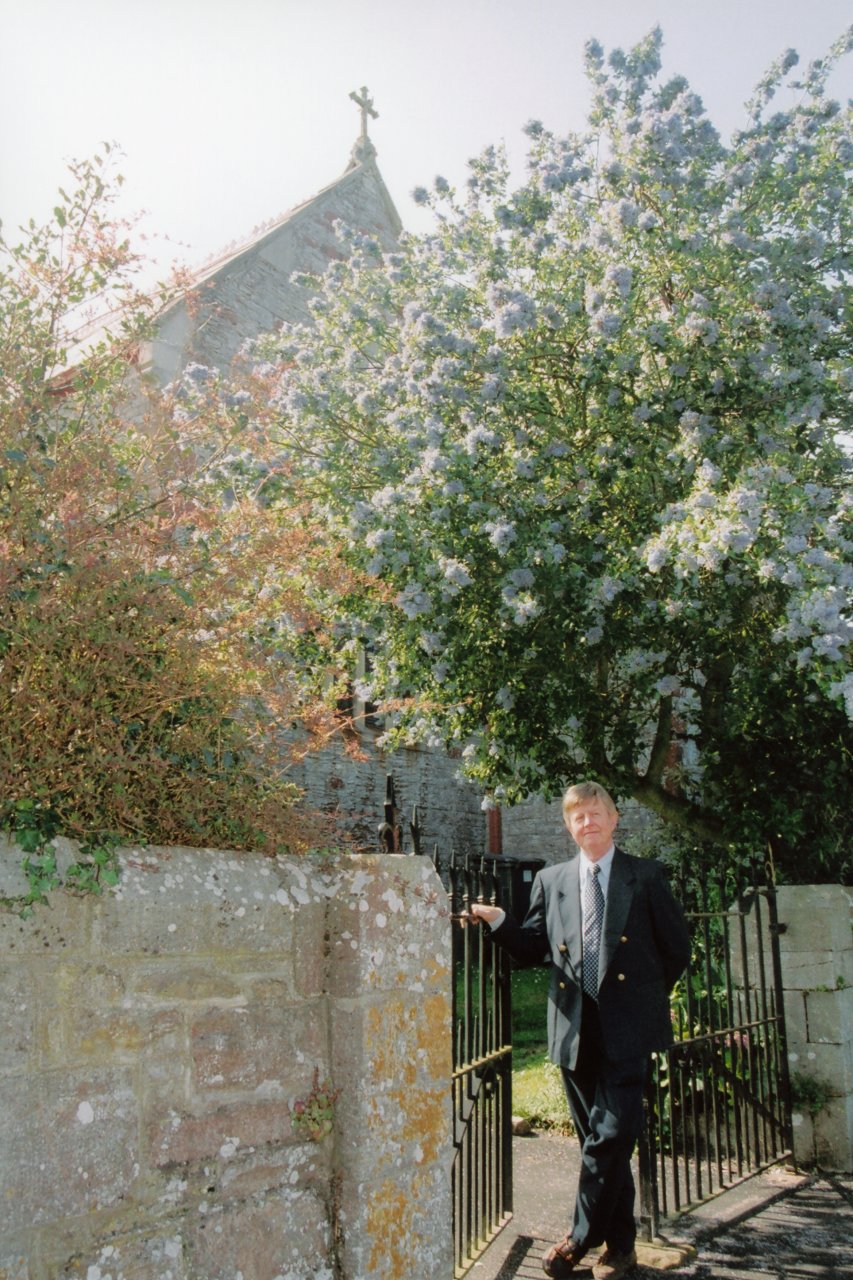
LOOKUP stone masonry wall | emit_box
[775,885,853,1172]
[286,736,487,859]
[0,844,452,1280]
[289,742,669,875]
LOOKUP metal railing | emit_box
[445,853,513,1277]
[639,860,793,1238]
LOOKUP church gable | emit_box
[148,143,401,384]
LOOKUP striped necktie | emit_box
[582,864,604,999]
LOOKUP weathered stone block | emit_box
[336,1165,454,1280]
[330,993,453,1280]
[92,847,320,958]
[783,988,808,1042]
[730,885,853,993]
[135,1019,191,1116]
[61,1003,184,1066]
[31,960,134,1065]
[790,1107,816,1167]
[130,963,246,1004]
[128,956,300,1010]
[775,885,853,958]
[806,986,853,1045]
[812,1094,853,1173]
[0,1068,138,1231]
[0,1078,38,1232]
[0,888,94,956]
[0,962,35,1075]
[184,1189,332,1280]
[219,1140,331,1200]
[56,1232,188,1280]
[290,911,330,1000]
[0,1241,29,1280]
[326,855,450,998]
[330,995,451,1112]
[778,949,853,992]
[146,1095,296,1169]
[190,999,327,1093]
[240,967,303,1004]
[788,1041,853,1095]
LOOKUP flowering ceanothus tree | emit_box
[260,29,852,877]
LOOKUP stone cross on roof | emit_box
[348,87,379,166]
[350,86,378,139]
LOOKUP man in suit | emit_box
[470,781,690,1280]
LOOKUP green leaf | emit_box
[18,829,45,853]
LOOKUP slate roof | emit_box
[60,146,402,384]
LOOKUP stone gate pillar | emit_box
[776,885,853,1171]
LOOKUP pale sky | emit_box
[1,0,850,280]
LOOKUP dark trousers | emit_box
[560,995,648,1255]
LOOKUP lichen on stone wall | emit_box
[0,847,454,1279]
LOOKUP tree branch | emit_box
[631,777,726,844]
[635,691,726,843]
[644,693,673,790]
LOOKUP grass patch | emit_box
[453,959,572,1132]
[513,1051,572,1133]
[511,963,550,1052]
[511,965,573,1134]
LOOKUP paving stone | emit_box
[470,1138,853,1280]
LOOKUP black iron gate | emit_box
[445,853,514,1277]
[638,857,793,1237]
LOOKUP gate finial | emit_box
[377,773,401,852]
[409,804,422,856]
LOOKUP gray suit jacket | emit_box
[492,848,691,1070]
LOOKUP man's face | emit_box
[565,799,618,861]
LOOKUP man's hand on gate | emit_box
[459,902,502,927]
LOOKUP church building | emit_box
[146,94,402,386]
[135,92,582,863]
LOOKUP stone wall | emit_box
[776,885,853,1172]
[289,743,669,876]
[289,739,662,870]
[287,736,487,859]
[0,844,452,1280]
